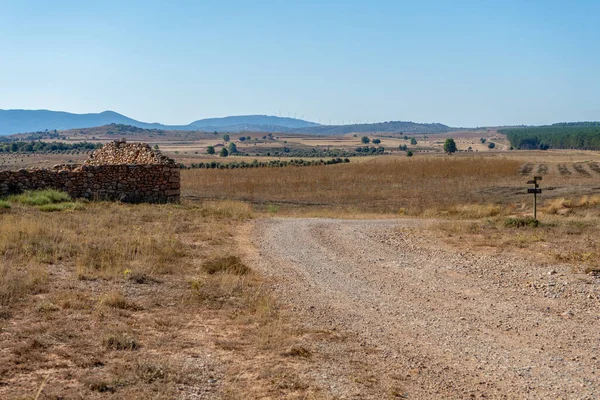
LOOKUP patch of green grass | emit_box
[0,200,10,210]
[38,202,85,212]
[8,189,72,206]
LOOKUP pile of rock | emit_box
[84,139,174,166]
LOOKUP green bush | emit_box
[504,217,539,228]
[8,189,71,206]
[0,200,11,209]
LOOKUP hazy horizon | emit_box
[1,1,598,127]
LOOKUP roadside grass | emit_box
[0,199,316,399]
[433,195,600,273]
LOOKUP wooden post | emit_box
[527,176,542,221]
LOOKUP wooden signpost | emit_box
[527,176,542,220]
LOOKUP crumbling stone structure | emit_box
[0,140,180,203]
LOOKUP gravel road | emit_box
[253,218,600,399]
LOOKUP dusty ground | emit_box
[252,218,600,399]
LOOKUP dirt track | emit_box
[253,218,600,399]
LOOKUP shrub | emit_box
[202,256,251,275]
[104,332,140,351]
[219,148,229,157]
[372,139,381,144]
[504,217,539,228]
[488,142,496,149]
[206,146,215,155]
[360,136,370,144]
[0,200,10,209]
[406,150,414,157]
[8,189,71,206]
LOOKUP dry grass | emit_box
[0,196,328,399]
[183,157,521,213]
[433,195,600,272]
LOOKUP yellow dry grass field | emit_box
[0,198,347,399]
[183,157,522,214]
[2,151,600,398]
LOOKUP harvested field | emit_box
[536,163,548,174]
[557,164,572,176]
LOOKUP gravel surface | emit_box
[254,218,600,399]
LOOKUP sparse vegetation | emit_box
[8,189,71,206]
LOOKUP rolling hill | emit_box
[0,109,457,136]
[0,110,319,135]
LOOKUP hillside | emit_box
[191,115,319,130]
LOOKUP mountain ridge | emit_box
[0,109,319,136]
[0,109,463,136]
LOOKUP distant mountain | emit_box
[0,109,456,136]
[291,121,454,135]
[0,109,179,135]
[190,115,319,130]
[0,109,319,135]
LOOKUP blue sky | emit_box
[0,0,599,127]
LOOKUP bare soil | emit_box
[253,218,600,399]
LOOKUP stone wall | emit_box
[0,165,180,203]
[0,140,180,203]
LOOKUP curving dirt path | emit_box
[253,218,600,399]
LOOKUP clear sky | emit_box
[0,0,599,127]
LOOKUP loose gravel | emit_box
[254,218,600,399]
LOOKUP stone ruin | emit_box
[84,140,174,166]
[0,139,180,203]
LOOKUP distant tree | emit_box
[361,136,370,144]
[406,150,414,157]
[262,136,267,140]
[410,137,417,145]
[398,144,407,151]
[228,142,238,153]
[487,142,495,149]
[480,138,487,144]
[219,148,229,157]
[213,131,218,135]
[239,136,246,142]
[223,134,230,142]
[403,135,408,140]
[153,144,159,150]
[206,146,215,155]
[468,146,472,151]
[372,138,381,144]
[246,136,251,141]
[443,138,457,154]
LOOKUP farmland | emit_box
[1,130,600,398]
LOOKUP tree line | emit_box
[0,141,102,153]
[500,125,600,150]
[183,158,351,170]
